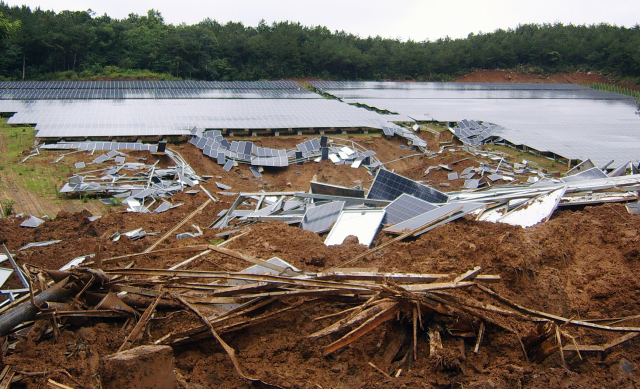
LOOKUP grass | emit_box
[591,83,640,99]
[483,144,565,173]
[0,118,91,203]
[420,122,449,133]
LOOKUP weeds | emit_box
[1,199,16,217]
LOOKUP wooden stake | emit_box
[474,322,485,354]
[368,362,392,379]
[412,307,418,359]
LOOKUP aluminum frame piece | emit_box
[18,240,61,251]
[324,209,386,247]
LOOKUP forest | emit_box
[0,2,639,83]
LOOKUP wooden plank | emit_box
[323,303,402,355]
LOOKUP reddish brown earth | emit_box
[1,73,640,388]
[454,69,614,84]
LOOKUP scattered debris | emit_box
[18,240,62,251]
[20,215,45,228]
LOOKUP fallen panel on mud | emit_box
[367,169,448,203]
[383,193,438,225]
[324,209,386,247]
[20,216,45,228]
[384,202,483,235]
[301,201,345,233]
[498,186,567,227]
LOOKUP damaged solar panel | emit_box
[383,194,438,225]
[367,169,449,203]
[301,201,345,233]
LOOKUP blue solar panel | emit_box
[368,169,449,203]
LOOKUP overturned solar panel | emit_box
[367,169,449,203]
[498,186,566,227]
[20,216,45,228]
[301,201,345,233]
[310,181,365,198]
[384,203,472,235]
[561,167,608,183]
[565,159,596,176]
[452,120,503,146]
[324,209,386,247]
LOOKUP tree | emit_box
[0,11,20,41]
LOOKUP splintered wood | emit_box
[3,254,640,386]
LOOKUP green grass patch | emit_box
[483,144,564,173]
[41,66,181,82]
[591,83,640,99]
[0,118,86,200]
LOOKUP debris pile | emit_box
[190,130,383,172]
[450,119,504,146]
[51,143,201,213]
[212,165,640,247]
[2,242,640,387]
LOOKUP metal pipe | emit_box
[0,276,73,337]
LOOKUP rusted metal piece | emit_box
[94,292,137,315]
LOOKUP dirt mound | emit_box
[455,70,615,85]
[2,195,640,388]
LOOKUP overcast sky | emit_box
[3,0,639,41]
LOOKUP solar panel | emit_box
[250,167,262,178]
[384,202,477,234]
[223,160,234,171]
[301,201,345,233]
[383,193,438,225]
[367,169,449,203]
[561,167,608,182]
[310,182,365,198]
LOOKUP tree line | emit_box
[0,3,639,83]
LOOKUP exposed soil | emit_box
[454,69,640,91]
[1,73,640,388]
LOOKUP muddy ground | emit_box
[0,72,639,388]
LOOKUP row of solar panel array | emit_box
[0,81,302,90]
[0,89,318,100]
[309,81,592,91]
[39,141,160,152]
[320,88,633,100]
